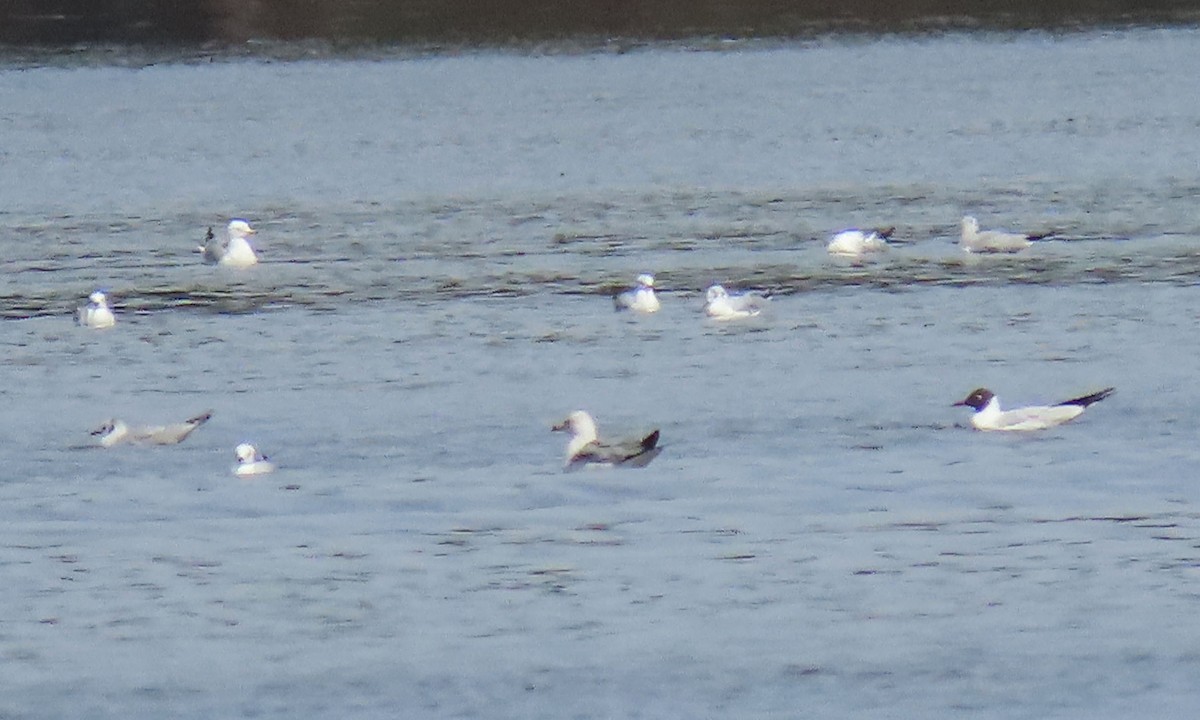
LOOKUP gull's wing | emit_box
[965,229,1032,253]
[994,405,1081,430]
[1055,387,1115,408]
[200,227,225,264]
[568,430,662,469]
[728,293,769,314]
[136,410,213,445]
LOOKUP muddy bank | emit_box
[3,0,1199,47]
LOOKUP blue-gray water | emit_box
[3,29,1200,718]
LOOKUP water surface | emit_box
[3,28,1200,719]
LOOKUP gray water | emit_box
[3,29,1200,718]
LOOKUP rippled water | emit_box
[3,28,1200,719]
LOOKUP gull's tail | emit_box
[1056,387,1114,408]
[641,429,660,452]
[186,410,214,426]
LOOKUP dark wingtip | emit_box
[642,429,660,451]
[876,226,896,240]
[1057,387,1114,408]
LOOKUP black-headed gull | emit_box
[953,387,1114,431]
[234,443,276,476]
[704,285,768,320]
[200,219,259,267]
[91,410,213,447]
[77,290,116,329]
[613,274,660,313]
[960,216,1050,254]
[552,410,662,470]
[826,227,893,257]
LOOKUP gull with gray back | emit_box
[199,219,259,267]
[552,410,662,470]
[953,387,1114,431]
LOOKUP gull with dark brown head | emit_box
[953,387,1113,431]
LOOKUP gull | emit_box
[960,216,1050,253]
[199,219,259,267]
[826,227,894,257]
[704,285,769,320]
[91,410,213,447]
[552,410,662,470]
[953,387,1114,431]
[613,274,660,313]
[77,290,116,329]
[234,443,276,476]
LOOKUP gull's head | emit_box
[636,274,655,289]
[227,219,256,238]
[705,285,728,303]
[235,443,259,463]
[961,216,979,235]
[552,410,597,438]
[88,290,108,306]
[953,387,995,410]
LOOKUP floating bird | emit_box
[77,290,116,329]
[200,219,259,266]
[552,410,662,470]
[826,227,893,257]
[960,216,1050,253]
[953,387,1114,431]
[704,285,769,320]
[91,410,214,447]
[234,443,276,476]
[613,274,660,313]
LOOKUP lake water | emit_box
[3,28,1200,718]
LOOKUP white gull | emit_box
[704,285,769,320]
[234,443,276,476]
[960,216,1049,254]
[77,290,116,329]
[826,227,893,258]
[613,274,660,313]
